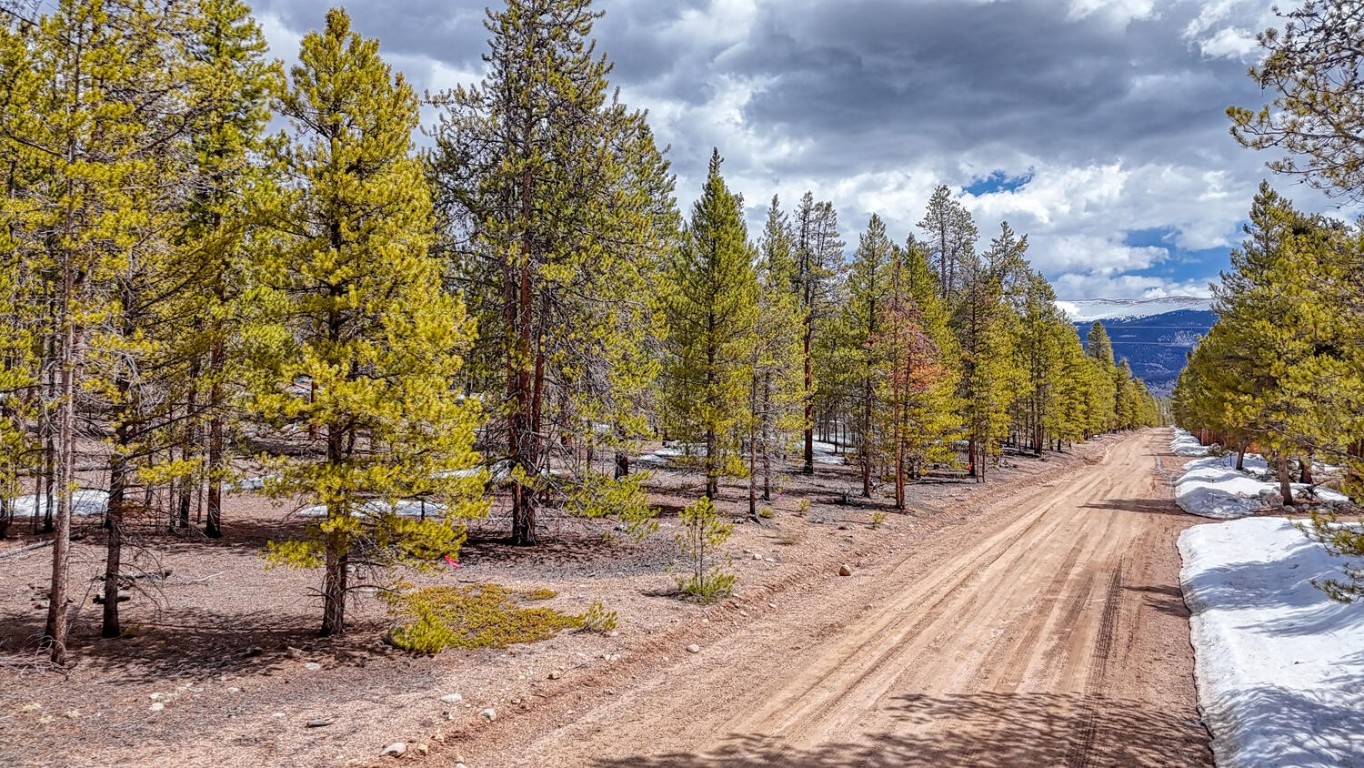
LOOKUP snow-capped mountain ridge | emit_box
[1055,297,1213,323]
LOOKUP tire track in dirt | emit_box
[738,468,1119,746]
[483,431,1212,767]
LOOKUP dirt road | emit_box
[486,430,1212,767]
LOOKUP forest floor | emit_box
[0,429,1210,767]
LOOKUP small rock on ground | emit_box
[838,564,853,576]
[686,644,701,654]
[440,693,463,704]
[380,742,407,758]
[480,708,497,722]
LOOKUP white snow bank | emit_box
[1180,518,1364,768]
[6,490,109,518]
[1175,453,1350,519]
[810,440,847,466]
[226,474,278,492]
[1171,428,1209,457]
[637,442,704,467]
[296,499,447,518]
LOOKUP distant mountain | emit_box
[1056,299,1217,396]
[1055,297,1213,323]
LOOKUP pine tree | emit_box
[952,221,1022,482]
[897,237,962,474]
[1051,326,1097,447]
[1228,0,1364,201]
[429,0,676,545]
[662,150,758,500]
[747,196,804,515]
[1176,184,1358,505]
[0,0,195,662]
[248,9,486,636]
[845,213,893,497]
[1085,321,1115,366]
[919,185,978,304]
[874,250,946,509]
[792,193,843,473]
[177,0,280,539]
[1013,272,1066,454]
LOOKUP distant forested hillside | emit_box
[1076,309,1216,395]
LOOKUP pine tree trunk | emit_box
[509,253,539,546]
[320,525,348,636]
[861,378,873,498]
[205,394,224,539]
[102,437,127,639]
[1276,454,1293,507]
[761,372,772,502]
[44,288,82,665]
[705,426,718,500]
[41,352,56,534]
[614,425,629,479]
[802,325,814,475]
[894,398,905,510]
[179,363,200,530]
[748,370,758,519]
[1236,444,1246,472]
[1298,455,1313,485]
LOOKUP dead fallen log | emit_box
[0,539,55,560]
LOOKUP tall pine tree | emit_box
[429,0,676,545]
[248,9,485,636]
[663,150,758,500]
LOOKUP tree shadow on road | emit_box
[1123,583,1191,619]
[1081,498,1187,518]
[594,691,1211,767]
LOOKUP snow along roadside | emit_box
[1170,429,1349,519]
[1179,518,1364,768]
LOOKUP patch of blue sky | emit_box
[962,169,1034,197]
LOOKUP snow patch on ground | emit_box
[1179,517,1364,768]
[637,440,846,467]
[296,499,447,518]
[811,440,846,465]
[1171,428,1209,457]
[1174,452,1349,519]
[226,474,277,492]
[8,490,109,518]
[637,443,703,468]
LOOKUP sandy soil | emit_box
[0,430,1209,767]
[465,430,1213,767]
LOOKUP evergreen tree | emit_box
[1013,272,1066,454]
[874,249,946,509]
[897,237,963,473]
[918,185,978,304]
[1229,0,1364,201]
[1051,326,1097,447]
[1176,184,1359,505]
[177,0,280,539]
[845,213,893,497]
[662,150,758,500]
[248,9,485,636]
[1085,321,1115,366]
[748,196,804,515]
[792,192,843,473]
[0,0,193,662]
[952,221,1022,481]
[429,0,676,545]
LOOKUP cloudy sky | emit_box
[251,0,1356,300]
